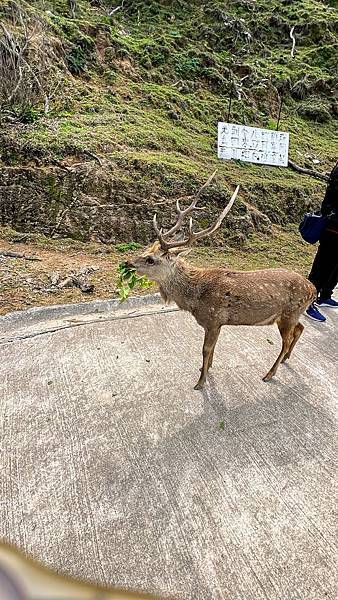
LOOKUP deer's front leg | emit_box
[194,328,220,390]
[208,326,221,369]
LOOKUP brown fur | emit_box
[129,243,316,389]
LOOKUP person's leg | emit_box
[320,264,338,302]
[308,245,324,296]
[317,233,338,301]
[307,240,327,320]
[306,237,331,320]
[309,234,337,298]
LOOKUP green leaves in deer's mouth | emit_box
[117,262,153,302]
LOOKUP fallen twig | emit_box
[288,160,329,182]
[51,160,72,172]
[52,153,104,173]
[109,5,121,15]
[108,0,125,16]
[48,267,98,294]
[0,250,42,261]
[290,26,296,58]
[82,150,104,166]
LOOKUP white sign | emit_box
[218,122,289,167]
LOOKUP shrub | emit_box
[0,2,63,118]
[298,100,332,123]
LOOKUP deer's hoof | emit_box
[194,382,204,390]
[263,373,273,382]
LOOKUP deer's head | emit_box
[127,241,190,282]
[128,172,239,283]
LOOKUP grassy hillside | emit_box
[0,0,337,312]
[0,1,337,224]
[1,2,337,193]
[1,1,337,176]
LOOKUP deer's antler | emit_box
[153,173,239,251]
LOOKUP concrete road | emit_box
[0,295,337,600]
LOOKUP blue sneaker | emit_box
[318,297,338,308]
[306,303,326,322]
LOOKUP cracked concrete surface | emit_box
[0,294,337,600]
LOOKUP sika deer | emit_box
[128,172,316,389]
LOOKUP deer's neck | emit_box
[159,261,204,312]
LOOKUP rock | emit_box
[168,110,180,120]
[243,202,272,233]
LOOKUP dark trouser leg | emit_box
[308,247,323,295]
[308,232,338,299]
[321,254,338,299]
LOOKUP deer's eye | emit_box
[146,257,155,265]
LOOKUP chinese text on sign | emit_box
[218,123,289,167]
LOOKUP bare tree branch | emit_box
[288,159,329,182]
[0,2,58,116]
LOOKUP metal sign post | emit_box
[276,91,284,131]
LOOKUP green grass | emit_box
[115,242,143,252]
[192,225,315,277]
[0,0,337,244]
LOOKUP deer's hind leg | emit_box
[263,318,295,382]
[282,321,304,362]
